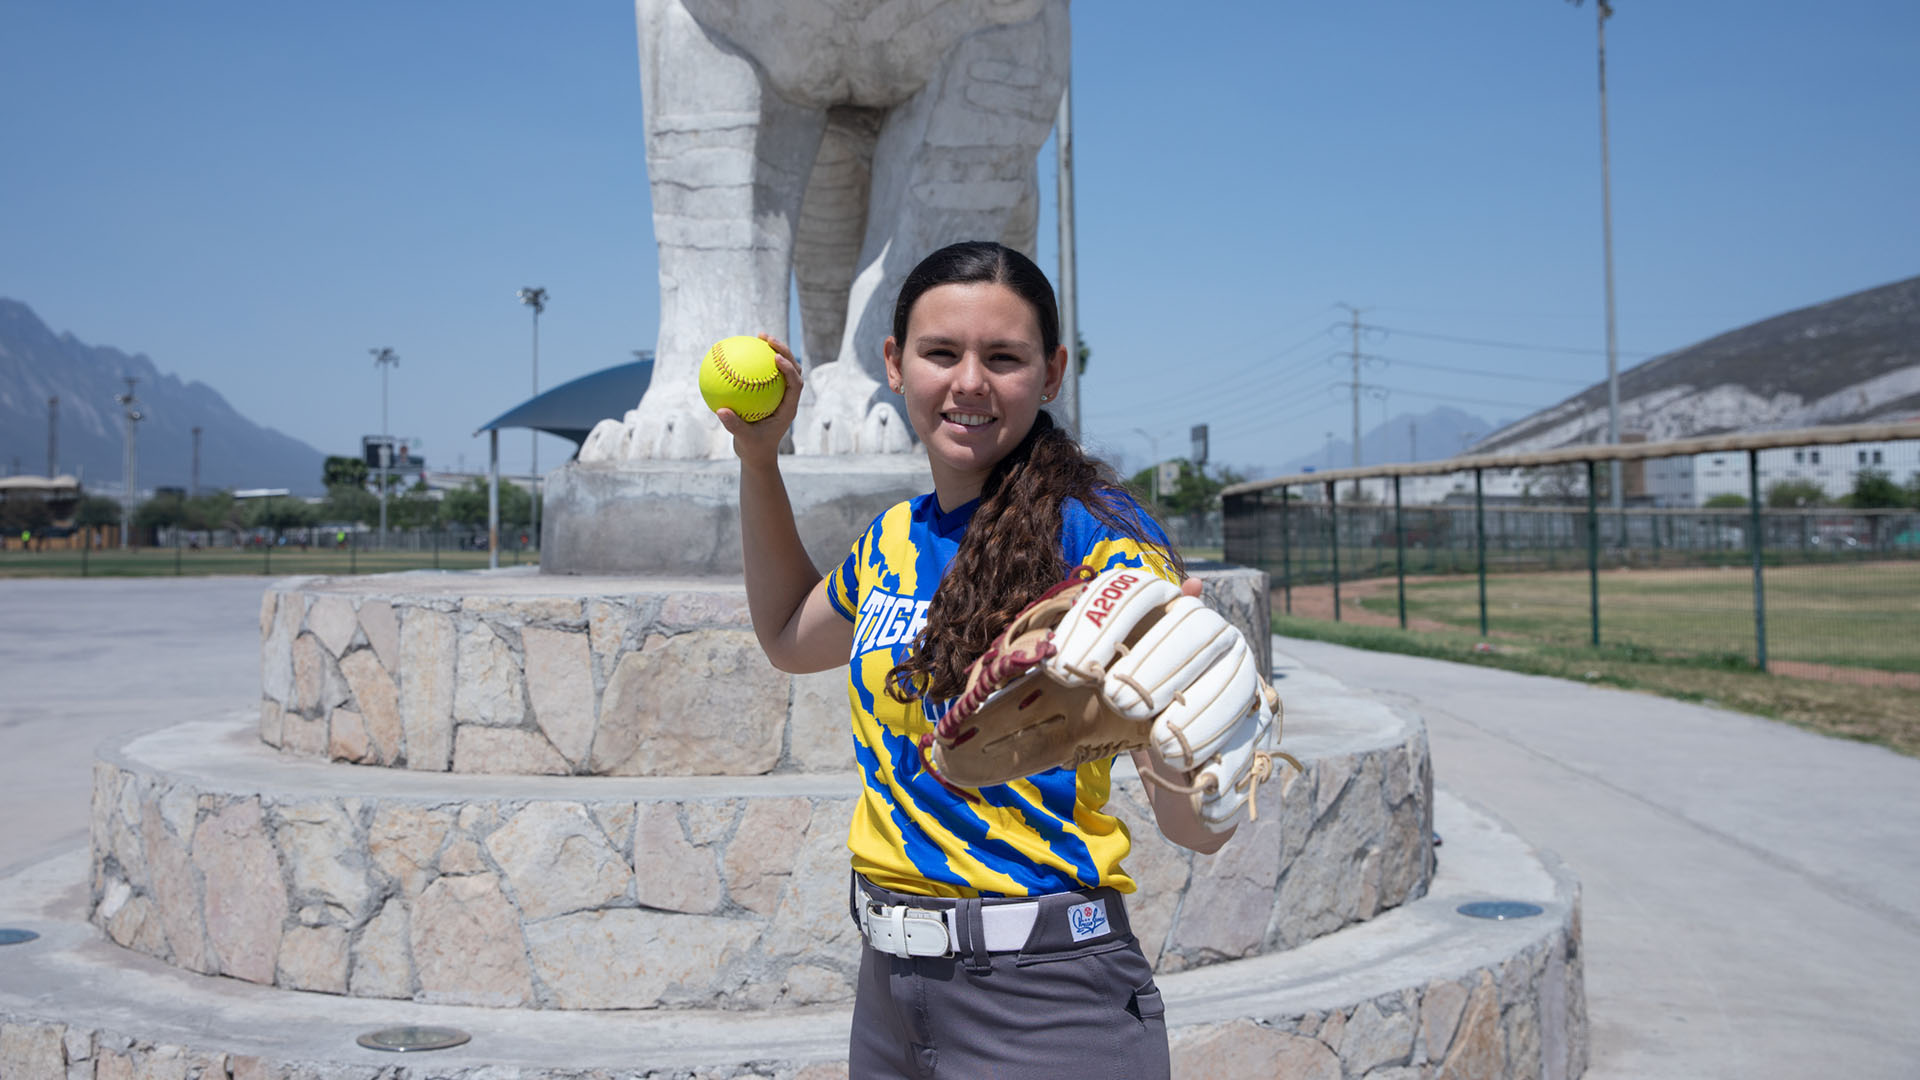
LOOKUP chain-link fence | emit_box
[1224,423,1920,688]
[0,526,540,578]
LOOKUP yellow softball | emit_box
[698,336,786,422]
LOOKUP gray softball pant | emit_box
[848,874,1171,1080]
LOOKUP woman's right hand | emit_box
[716,334,803,467]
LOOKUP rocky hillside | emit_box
[0,299,327,493]
[1473,274,1920,454]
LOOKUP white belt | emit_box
[858,897,1041,958]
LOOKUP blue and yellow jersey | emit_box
[823,490,1179,898]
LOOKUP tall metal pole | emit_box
[1055,79,1079,439]
[1280,485,1293,616]
[519,288,547,552]
[1748,449,1768,672]
[1587,459,1602,646]
[1326,480,1342,622]
[47,397,58,477]
[190,426,202,497]
[116,378,141,550]
[1394,475,1408,630]
[1474,468,1488,637]
[488,430,501,571]
[371,348,399,546]
[1596,1,1623,515]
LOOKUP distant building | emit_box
[1647,436,1919,506]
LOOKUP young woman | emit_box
[720,241,1229,1080]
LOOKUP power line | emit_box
[1363,354,1592,386]
[1364,322,1654,358]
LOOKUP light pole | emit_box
[1576,0,1625,514]
[371,347,399,545]
[517,287,547,553]
[115,378,142,549]
[1132,428,1161,505]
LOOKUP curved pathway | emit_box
[1276,635,1920,1080]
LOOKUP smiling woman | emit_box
[715,241,1232,1079]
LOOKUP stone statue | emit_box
[578,0,1070,461]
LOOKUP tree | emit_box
[75,495,124,528]
[323,455,370,489]
[1703,493,1748,509]
[243,496,317,532]
[1125,459,1244,518]
[134,491,189,529]
[443,478,530,528]
[389,481,444,530]
[1847,468,1903,509]
[0,497,53,536]
[1765,479,1826,508]
[320,484,379,524]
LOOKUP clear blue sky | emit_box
[4,2,1916,482]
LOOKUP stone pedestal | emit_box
[540,456,934,576]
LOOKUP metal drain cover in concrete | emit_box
[356,1026,472,1053]
[1456,900,1544,920]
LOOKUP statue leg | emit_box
[583,0,825,462]
[793,1,1069,456]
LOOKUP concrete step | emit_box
[89,682,1431,1010]
[0,791,1583,1080]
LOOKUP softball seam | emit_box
[712,342,779,390]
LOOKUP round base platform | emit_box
[3,792,1583,1079]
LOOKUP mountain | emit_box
[0,299,329,495]
[1263,406,1496,479]
[1472,274,1920,455]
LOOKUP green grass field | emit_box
[0,546,535,579]
[1354,562,1920,674]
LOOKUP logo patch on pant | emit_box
[1068,899,1110,942]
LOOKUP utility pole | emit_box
[191,426,203,496]
[116,378,142,549]
[1410,419,1418,463]
[1335,303,1368,496]
[1594,0,1623,514]
[517,288,547,552]
[371,348,399,544]
[47,397,58,477]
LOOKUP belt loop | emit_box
[847,870,858,926]
[961,898,990,974]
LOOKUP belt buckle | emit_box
[861,900,952,958]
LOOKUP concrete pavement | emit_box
[0,577,266,875]
[1276,635,1920,1080]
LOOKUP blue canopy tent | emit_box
[473,357,653,567]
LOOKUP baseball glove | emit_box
[922,564,1300,834]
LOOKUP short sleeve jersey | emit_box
[822,490,1178,898]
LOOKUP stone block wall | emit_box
[257,568,1273,776]
[87,702,1429,1009]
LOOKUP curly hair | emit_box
[884,243,1182,704]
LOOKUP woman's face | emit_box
[884,282,1067,505]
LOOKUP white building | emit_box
[1647,438,1918,506]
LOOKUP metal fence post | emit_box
[1474,468,1488,637]
[349,531,357,574]
[1280,486,1293,616]
[1586,459,1600,646]
[1327,481,1342,622]
[1393,475,1407,629]
[175,528,183,576]
[1749,448,1768,672]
